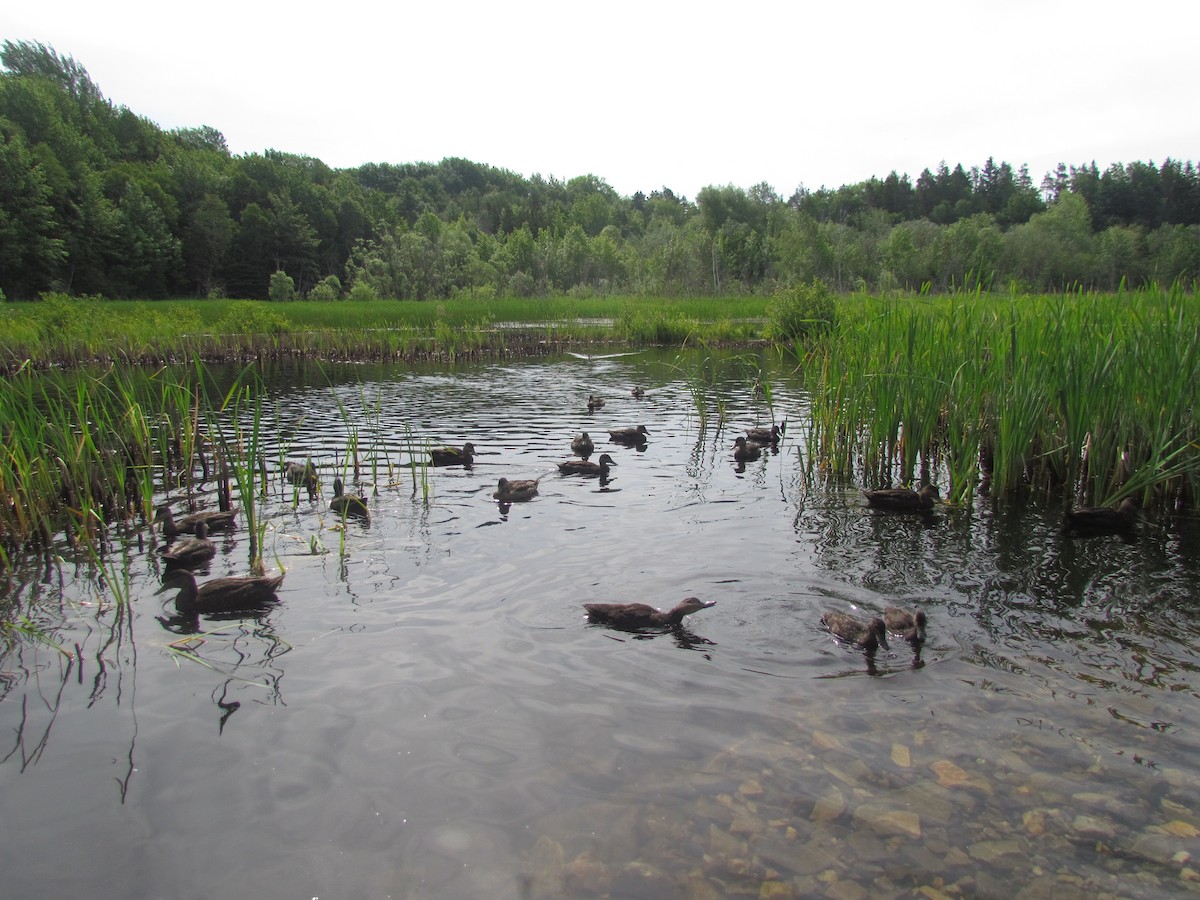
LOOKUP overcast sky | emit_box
[4,1,1197,200]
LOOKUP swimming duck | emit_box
[608,425,650,444]
[157,568,284,616]
[558,453,617,476]
[631,386,645,399]
[746,422,786,444]
[161,521,217,569]
[587,395,605,411]
[283,459,318,490]
[494,476,542,503]
[883,606,927,644]
[330,477,370,519]
[430,442,475,467]
[733,436,762,462]
[584,597,715,629]
[821,611,890,653]
[155,505,238,537]
[1062,497,1139,536]
[862,483,940,511]
[570,432,595,457]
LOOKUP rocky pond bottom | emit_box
[2,350,1199,898]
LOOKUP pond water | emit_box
[3,348,1200,899]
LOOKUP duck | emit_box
[587,395,605,411]
[283,459,318,490]
[330,477,370,519]
[733,436,762,462]
[1062,497,1139,536]
[584,597,715,630]
[862,483,939,511]
[494,476,542,503]
[558,453,617,477]
[161,521,217,569]
[430,442,475,467]
[821,611,890,653]
[746,422,786,444]
[157,568,284,616]
[570,432,595,457]
[609,425,650,444]
[883,606,927,644]
[155,505,238,537]
[631,386,646,399]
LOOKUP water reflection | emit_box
[4,350,1200,897]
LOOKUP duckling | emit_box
[746,422,786,444]
[608,425,650,444]
[1062,497,1139,536]
[570,432,595,458]
[161,521,217,569]
[883,606,927,644]
[584,597,715,630]
[558,453,617,477]
[157,568,284,616]
[733,436,761,462]
[821,611,890,653]
[330,477,370,519]
[631,386,646,399]
[494,476,542,503]
[862,483,939,511]
[155,505,238,537]
[430,442,475,467]
[587,395,605,412]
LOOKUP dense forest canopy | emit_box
[1,40,1198,302]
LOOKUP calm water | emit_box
[3,349,1200,899]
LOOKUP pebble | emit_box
[852,803,922,839]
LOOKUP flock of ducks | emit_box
[150,383,1144,655]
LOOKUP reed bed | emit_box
[803,283,1200,508]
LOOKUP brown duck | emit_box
[155,505,238,537]
[821,611,890,652]
[733,436,762,462]
[162,521,217,569]
[570,432,595,457]
[284,459,318,490]
[330,477,370,519]
[883,606,927,644]
[862,484,939,511]
[608,425,650,444]
[430,442,475,467]
[558,453,617,477]
[1062,497,1139,536]
[157,568,284,616]
[746,422,786,444]
[584,597,715,629]
[494,476,543,503]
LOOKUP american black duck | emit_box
[883,606,927,644]
[157,568,284,616]
[587,395,605,411]
[430,442,476,467]
[558,453,617,476]
[746,422,786,444]
[155,505,238,537]
[494,476,542,503]
[608,425,650,444]
[161,521,217,569]
[821,611,890,653]
[1062,497,1139,536]
[584,597,715,629]
[330,477,370,519]
[283,459,318,490]
[570,432,595,457]
[862,484,939,511]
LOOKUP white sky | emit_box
[4,1,1197,201]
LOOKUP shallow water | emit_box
[3,349,1200,898]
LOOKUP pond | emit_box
[3,348,1200,899]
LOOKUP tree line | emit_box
[2,40,1198,303]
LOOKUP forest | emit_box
[2,40,1199,304]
